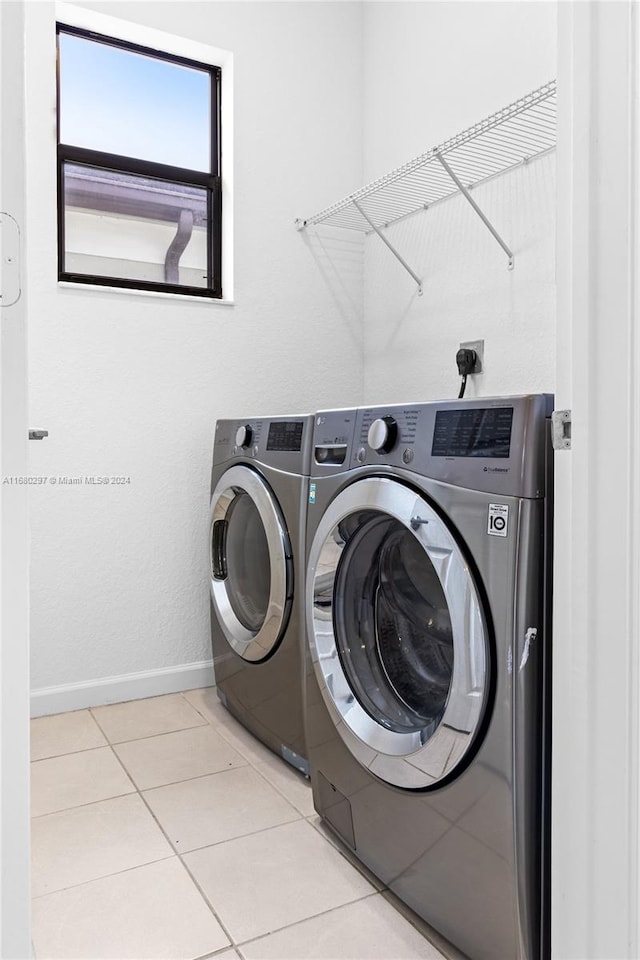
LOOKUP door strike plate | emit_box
[551,410,571,450]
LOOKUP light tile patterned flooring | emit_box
[30,688,461,960]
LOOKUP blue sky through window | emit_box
[59,31,212,172]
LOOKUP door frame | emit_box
[0,1,31,957]
[553,3,640,956]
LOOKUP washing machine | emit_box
[304,396,552,960]
[209,414,313,774]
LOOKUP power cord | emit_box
[456,348,478,399]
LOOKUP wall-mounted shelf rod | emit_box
[296,79,556,292]
[352,199,423,296]
[435,151,514,269]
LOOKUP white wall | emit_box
[361,2,557,403]
[27,1,558,709]
[27,1,364,707]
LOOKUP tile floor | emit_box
[30,688,464,960]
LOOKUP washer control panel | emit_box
[312,409,357,475]
[350,395,553,499]
[360,407,419,450]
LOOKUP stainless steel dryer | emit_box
[304,397,552,960]
[209,415,313,774]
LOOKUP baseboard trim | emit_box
[30,660,215,717]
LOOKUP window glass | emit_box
[62,163,208,287]
[58,31,211,172]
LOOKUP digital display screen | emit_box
[431,407,514,458]
[266,421,304,452]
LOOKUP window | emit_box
[56,24,222,298]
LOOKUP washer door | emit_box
[308,476,490,789]
[210,464,293,663]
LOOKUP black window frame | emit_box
[56,23,222,299]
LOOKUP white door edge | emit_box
[554,3,640,956]
[0,2,31,956]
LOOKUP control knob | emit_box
[367,416,398,454]
[235,424,253,449]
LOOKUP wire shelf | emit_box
[297,79,556,235]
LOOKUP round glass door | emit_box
[307,477,490,789]
[210,465,292,662]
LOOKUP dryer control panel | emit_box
[213,416,314,474]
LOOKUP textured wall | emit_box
[361,2,557,404]
[27,1,364,691]
[362,155,556,403]
[27,0,557,698]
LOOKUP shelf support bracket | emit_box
[352,199,423,296]
[435,152,515,269]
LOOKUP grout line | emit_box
[180,690,241,731]
[233,889,381,949]
[132,762,377,955]
[104,722,231,751]
[31,853,177,900]
[178,688,218,717]
[105,739,240,951]
[380,889,467,960]
[170,852,238,953]
[194,950,241,960]
[85,709,112,742]
[248,757,315,818]
[179,690,290,767]
[88,708,251,793]
[32,697,445,959]
[118,758,250,794]
[86,720,209,747]
[207,718,276,763]
[31,788,140,821]
[140,763,273,799]
[194,947,242,960]
[178,691,311,778]
[160,810,305,858]
[29,743,115,768]
[306,813,389,892]
[30,741,109,762]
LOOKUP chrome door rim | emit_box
[307,476,489,788]
[210,464,291,662]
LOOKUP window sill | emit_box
[58,281,235,306]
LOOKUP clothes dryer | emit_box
[304,397,552,959]
[209,415,313,774]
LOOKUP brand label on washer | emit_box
[487,503,509,537]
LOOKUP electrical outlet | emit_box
[459,339,484,373]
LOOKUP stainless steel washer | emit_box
[304,397,552,959]
[209,415,313,774]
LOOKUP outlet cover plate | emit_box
[459,339,484,374]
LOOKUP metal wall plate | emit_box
[459,339,484,373]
